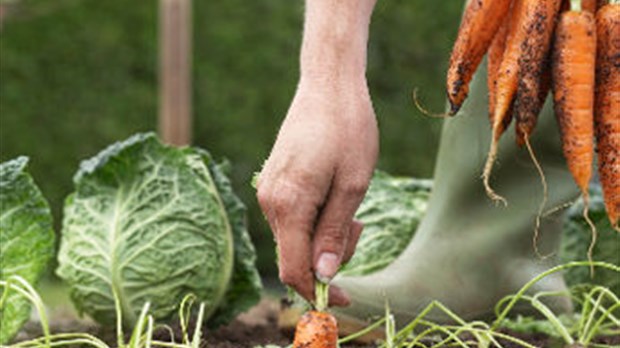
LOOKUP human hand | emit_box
[257,77,378,306]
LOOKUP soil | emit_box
[14,298,620,348]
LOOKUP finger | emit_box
[342,220,363,264]
[265,180,320,302]
[313,176,369,281]
[328,285,350,307]
[256,171,280,239]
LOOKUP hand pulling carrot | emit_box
[447,0,512,115]
[293,281,338,348]
[594,2,620,231]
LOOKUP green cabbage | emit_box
[56,133,261,326]
[0,157,55,344]
[342,171,618,294]
[340,171,431,276]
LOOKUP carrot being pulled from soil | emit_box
[447,0,512,115]
[293,281,338,348]
[594,2,620,231]
[482,0,557,204]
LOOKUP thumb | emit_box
[312,177,368,281]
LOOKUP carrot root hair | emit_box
[542,199,579,218]
[482,131,508,206]
[524,134,551,259]
[412,88,451,118]
[582,193,597,277]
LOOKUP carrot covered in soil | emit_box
[514,0,562,146]
[582,0,609,12]
[293,310,338,348]
[552,9,596,200]
[482,0,559,204]
[552,6,599,265]
[293,281,338,348]
[594,3,620,231]
[447,0,512,115]
[487,21,513,132]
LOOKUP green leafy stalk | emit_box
[191,303,207,348]
[315,280,329,312]
[338,317,387,344]
[0,277,51,347]
[492,261,620,330]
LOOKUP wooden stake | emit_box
[159,0,192,146]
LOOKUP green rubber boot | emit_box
[333,63,578,324]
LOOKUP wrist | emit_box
[299,0,375,85]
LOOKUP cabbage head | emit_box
[56,133,261,327]
[0,157,55,344]
[339,171,431,276]
[339,171,618,295]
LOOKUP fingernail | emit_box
[315,252,339,281]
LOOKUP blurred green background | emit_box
[0,0,462,278]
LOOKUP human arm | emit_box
[256,0,378,306]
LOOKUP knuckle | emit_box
[270,191,296,212]
[316,226,347,248]
[342,179,369,197]
[256,188,271,210]
[279,269,300,288]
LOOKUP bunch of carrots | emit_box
[447,0,619,231]
[292,1,618,346]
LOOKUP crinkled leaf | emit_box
[339,171,431,276]
[191,151,262,326]
[56,133,234,326]
[0,157,55,344]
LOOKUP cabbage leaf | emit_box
[0,157,55,344]
[339,171,431,276]
[195,151,262,326]
[57,133,260,326]
[339,171,618,295]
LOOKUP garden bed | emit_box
[13,297,620,348]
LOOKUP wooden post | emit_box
[159,0,192,146]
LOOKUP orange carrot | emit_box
[561,0,572,12]
[514,0,562,146]
[447,0,513,115]
[487,20,513,132]
[582,0,609,12]
[293,310,338,348]
[594,3,620,230]
[583,0,598,12]
[482,0,554,203]
[552,10,596,198]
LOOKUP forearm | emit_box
[300,0,377,85]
